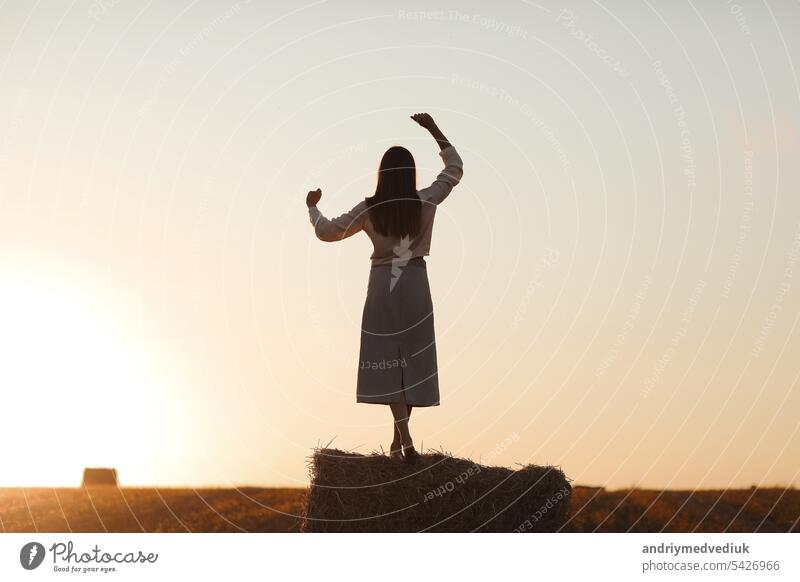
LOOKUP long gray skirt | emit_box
[356,263,440,406]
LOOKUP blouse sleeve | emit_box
[308,200,367,242]
[417,145,464,205]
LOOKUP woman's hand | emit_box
[306,188,322,208]
[410,112,437,131]
[411,112,451,151]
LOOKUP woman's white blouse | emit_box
[307,145,464,266]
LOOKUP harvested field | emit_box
[0,486,305,533]
[1,478,796,532]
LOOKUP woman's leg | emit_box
[390,407,402,455]
[390,423,402,449]
[389,388,413,448]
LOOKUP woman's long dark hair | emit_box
[365,146,421,238]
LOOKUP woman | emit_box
[306,113,464,464]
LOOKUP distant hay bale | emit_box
[82,468,118,487]
[301,448,572,532]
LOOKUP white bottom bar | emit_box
[1,533,798,581]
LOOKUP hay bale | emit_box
[301,448,571,532]
[81,468,118,487]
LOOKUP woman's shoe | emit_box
[402,444,419,464]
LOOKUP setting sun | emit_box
[0,274,171,486]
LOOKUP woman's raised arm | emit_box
[411,112,451,151]
[411,114,464,205]
[306,189,367,242]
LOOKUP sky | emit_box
[0,0,798,490]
